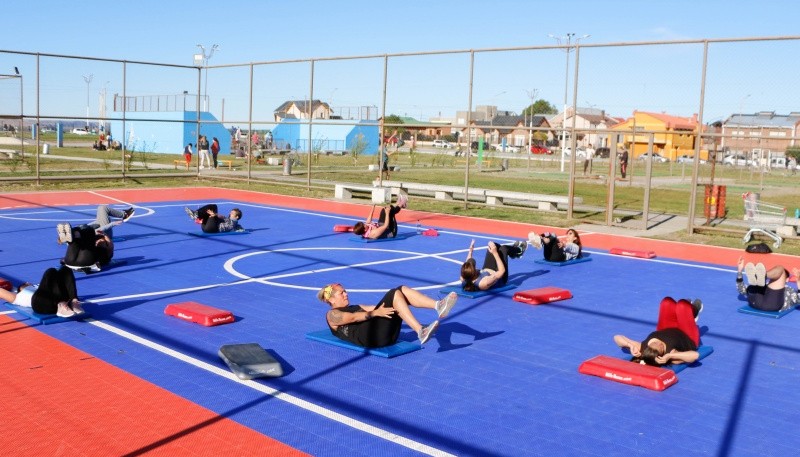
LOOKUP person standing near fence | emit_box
[198,135,211,169]
[583,144,595,175]
[211,137,220,169]
[619,149,629,179]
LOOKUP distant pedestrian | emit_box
[211,137,220,169]
[198,135,211,169]
[619,149,629,179]
[583,144,595,175]
[183,143,193,168]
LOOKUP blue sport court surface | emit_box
[1,188,799,456]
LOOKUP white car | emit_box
[723,154,750,167]
[562,147,587,159]
[638,152,669,163]
[432,140,452,148]
[676,154,707,164]
[494,144,520,153]
[71,128,89,135]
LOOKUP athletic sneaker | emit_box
[57,223,73,244]
[527,231,543,250]
[418,321,440,344]
[70,299,85,315]
[517,240,528,257]
[122,207,135,222]
[744,262,758,286]
[691,299,703,322]
[56,301,75,318]
[435,292,458,319]
[754,263,767,287]
[396,194,408,209]
[184,207,198,220]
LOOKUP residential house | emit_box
[549,107,621,150]
[466,114,551,149]
[274,100,332,122]
[721,111,800,162]
[611,111,701,161]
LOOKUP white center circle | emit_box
[224,247,462,292]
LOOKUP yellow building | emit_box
[611,111,706,161]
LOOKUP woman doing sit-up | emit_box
[460,239,527,292]
[352,195,408,240]
[527,228,582,262]
[614,296,703,367]
[317,283,458,347]
[736,256,799,312]
[0,266,85,318]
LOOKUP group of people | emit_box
[184,136,221,170]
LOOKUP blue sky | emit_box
[1,0,799,124]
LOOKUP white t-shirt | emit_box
[12,285,36,307]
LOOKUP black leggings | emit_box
[32,266,78,314]
[747,285,784,311]
[542,234,567,262]
[335,288,403,348]
[481,242,523,287]
[63,225,100,267]
[376,206,401,238]
[196,204,223,233]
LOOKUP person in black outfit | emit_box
[317,283,458,347]
[57,223,114,269]
[184,204,243,233]
[736,256,799,312]
[0,266,84,317]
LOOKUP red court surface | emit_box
[1,187,798,456]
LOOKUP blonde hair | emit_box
[317,283,342,303]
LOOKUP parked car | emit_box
[432,139,452,148]
[494,144,520,153]
[562,147,588,159]
[71,128,89,135]
[530,145,552,154]
[594,147,610,158]
[676,154,707,164]
[723,154,750,167]
[638,152,669,163]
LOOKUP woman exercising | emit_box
[460,239,527,292]
[352,195,407,240]
[736,256,799,312]
[527,228,582,262]
[0,266,85,317]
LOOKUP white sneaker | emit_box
[418,321,439,344]
[744,262,761,286]
[754,263,767,287]
[70,299,85,315]
[527,231,542,249]
[57,223,73,244]
[396,194,408,209]
[435,292,458,319]
[56,302,75,318]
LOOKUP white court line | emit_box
[84,318,456,457]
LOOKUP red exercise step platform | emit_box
[609,247,656,259]
[578,355,678,391]
[164,301,235,327]
[512,287,572,305]
[333,224,353,232]
[0,277,12,291]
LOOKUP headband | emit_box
[322,283,341,301]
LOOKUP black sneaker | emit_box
[122,207,135,222]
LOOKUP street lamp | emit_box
[195,44,219,112]
[83,74,93,129]
[549,33,590,172]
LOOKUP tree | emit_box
[522,100,558,116]
[383,114,405,134]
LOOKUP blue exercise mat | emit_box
[4,302,88,325]
[534,253,593,266]
[439,283,518,298]
[349,232,414,243]
[738,304,794,319]
[668,345,714,373]
[188,229,250,237]
[305,330,422,358]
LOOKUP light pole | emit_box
[195,44,219,112]
[549,33,589,171]
[526,88,538,155]
[83,74,93,129]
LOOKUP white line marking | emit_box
[84,318,454,456]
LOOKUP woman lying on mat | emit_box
[614,296,703,367]
[352,195,407,239]
[185,204,244,233]
[317,283,457,347]
[460,239,527,292]
[0,266,85,318]
[736,256,799,312]
[527,228,582,262]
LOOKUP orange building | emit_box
[611,111,706,161]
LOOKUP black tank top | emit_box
[329,305,369,346]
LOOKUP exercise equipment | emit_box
[738,304,795,319]
[349,232,413,243]
[333,224,353,232]
[422,228,439,236]
[188,229,250,237]
[0,278,11,291]
[579,355,678,391]
[609,247,656,259]
[218,343,283,379]
[4,302,88,325]
[305,330,422,358]
[513,287,572,305]
[164,301,235,326]
[534,253,593,266]
[439,283,517,298]
[578,345,714,390]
